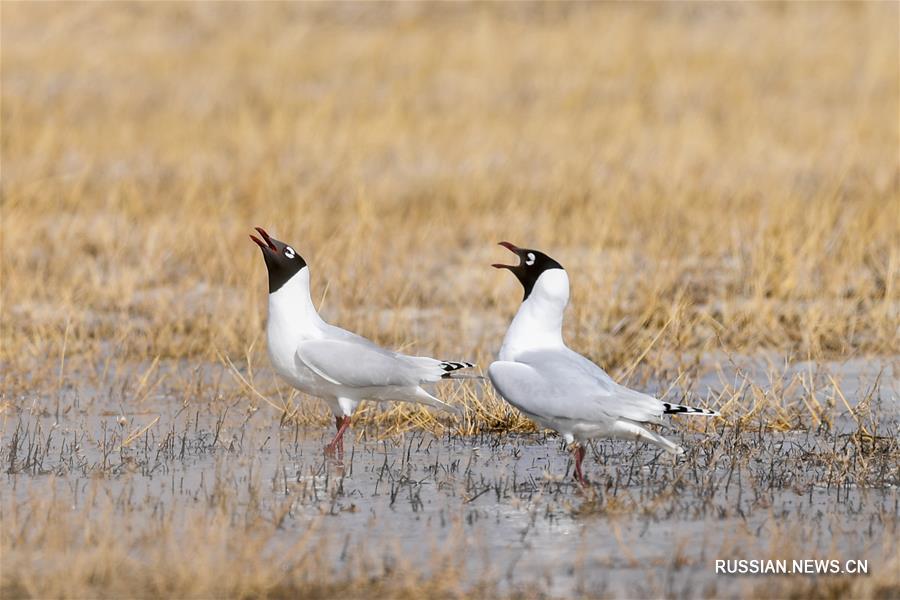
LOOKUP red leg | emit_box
[325,416,351,456]
[573,445,587,485]
[333,416,344,453]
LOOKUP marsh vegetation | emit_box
[2,3,898,598]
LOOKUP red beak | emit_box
[492,241,521,269]
[250,227,277,252]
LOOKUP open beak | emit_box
[250,226,278,252]
[492,241,523,270]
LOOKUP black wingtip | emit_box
[439,361,476,378]
[663,402,718,416]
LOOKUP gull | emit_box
[250,227,475,454]
[488,242,718,484]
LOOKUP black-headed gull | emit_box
[251,227,475,454]
[488,242,717,484]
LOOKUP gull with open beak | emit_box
[488,242,718,484]
[250,227,476,455]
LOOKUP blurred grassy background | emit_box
[2,2,898,394]
[2,6,899,598]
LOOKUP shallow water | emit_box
[3,355,898,597]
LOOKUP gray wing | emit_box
[489,349,665,424]
[296,339,417,388]
[318,323,382,348]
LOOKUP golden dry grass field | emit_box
[1,3,898,599]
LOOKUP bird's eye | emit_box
[525,252,536,266]
[284,247,296,259]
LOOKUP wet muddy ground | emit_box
[3,356,898,597]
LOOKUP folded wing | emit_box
[296,339,418,388]
[489,349,667,426]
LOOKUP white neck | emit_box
[499,269,569,360]
[266,268,326,339]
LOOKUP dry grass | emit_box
[1,2,898,598]
[3,3,897,378]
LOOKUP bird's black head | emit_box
[492,241,564,301]
[250,227,307,293]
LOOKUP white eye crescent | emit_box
[284,247,295,259]
[525,252,535,266]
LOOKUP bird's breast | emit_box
[264,322,302,378]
